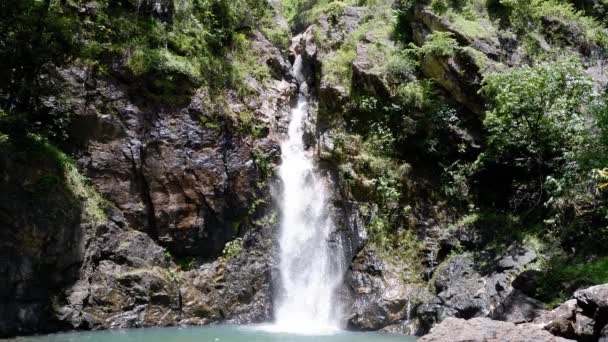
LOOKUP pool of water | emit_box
[10,325,417,342]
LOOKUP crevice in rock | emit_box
[129,145,159,241]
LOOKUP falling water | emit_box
[271,55,344,334]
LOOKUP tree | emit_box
[480,58,593,164]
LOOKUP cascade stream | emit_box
[272,54,345,334]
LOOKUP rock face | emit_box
[416,246,544,332]
[346,245,432,334]
[419,317,573,342]
[0,26,293,337]
[0,144,88,336]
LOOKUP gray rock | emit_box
[573,311,596,340]
[601,323,608,341]
[575,284,608,314]
[419,317,574,342]
[495,290,546,324]
[532,285,608,341]
[534,299,578,340]
[416,246,540,333]
[0,24,294,337]
[352,43,391,99]
[346,245,431,333]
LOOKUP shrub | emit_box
[220,238,244,262]
[481,58,593,161]
[417,31,459,57]
[501,0,608,48]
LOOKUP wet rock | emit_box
[346,245,431,333]
[494,290,546,324]
[0,144,88,337]
[291,26,318,87]
[0,24,293,336]
[419,317,574,342]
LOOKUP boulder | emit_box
[346,245,432,334]
[531,285,608,341]
[574,284,608,314]
[416,246,541,332]
[419,317,574,342]
[534,299,578,340]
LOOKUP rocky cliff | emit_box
[1,0,608,340]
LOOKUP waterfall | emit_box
[271,55,344,334]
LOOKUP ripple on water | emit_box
[10,325,416,342]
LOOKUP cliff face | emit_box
[286,0,608,338]
[0,0,295,335]
[1,0,608,340]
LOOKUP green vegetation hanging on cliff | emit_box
[0,0,286,141]
[297,0,608,301]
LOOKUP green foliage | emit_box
[322,45,357,89]
[534,255,608,306]
[279,0,307,25]
[0,0,80,113]
[252,148,275,180]
[481,58,592,161]
[0,0,281,138]
[431,0,450,14]
[220,237,244,263]
[325,1,348,23]
[14,135,108,224]
[231,33,272,92]
[366,209,424,283]
[385,50,419,88]
[31,135,108,224]
[480,59,608,257]
[500,0,608,48]
[417,31,460,57]
[177,257,197,271]
[395,80,436,110]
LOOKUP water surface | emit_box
[11,325,416,342]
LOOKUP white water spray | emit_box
[271,55,344,334]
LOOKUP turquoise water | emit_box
[10,325,416,342]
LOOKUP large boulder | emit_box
[419,317,573,342]
[532,284,608,341]
[416,246,543,332]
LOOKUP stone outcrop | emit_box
[0,24,293,337]
[533,284,608,341]
[419,317,573,342]
[346,245,432,334]
[416,246,544,332]
[0,143,89,336]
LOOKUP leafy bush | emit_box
[417,31,460,57]
[481,58,592,161]
[501,0,608,48]
[534,255,608,306]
